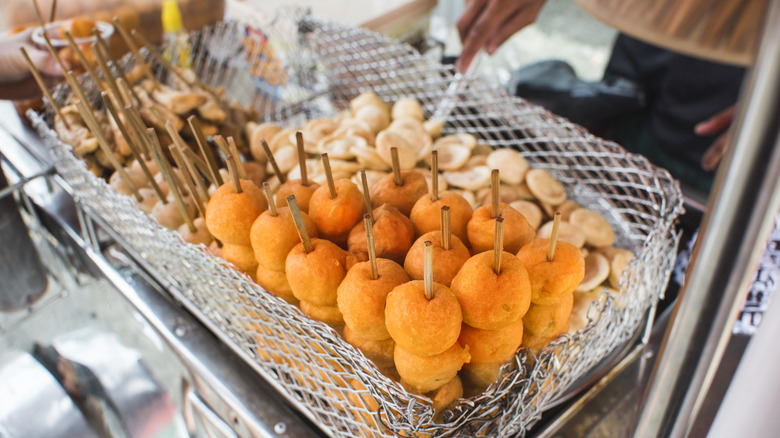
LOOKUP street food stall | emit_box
[1,0,777,436]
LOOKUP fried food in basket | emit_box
[178,216,213,246]
[285,237,348,306]
[300,300,345,331]
[522,294,574,339]
[308,179,364,247]
[250,206,318,272]
[395,342,471,393]
[516,238,585,306]
[385,280,463,357]
[255,262,298,305]
[467,203,535,254]
[337,258,410,341]
[370,170,429,216]
[221,243,258,280]
[346,204,414,265]
[404,231,469,287]
[450,251,532,330]
[457,317,525,364]
[410,191,473,244]
[343,325,396,368]
[205,179,267,246]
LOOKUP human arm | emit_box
[0,27,64,100]
[697,105,736,171]
[455,0,547,73]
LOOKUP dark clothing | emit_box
[603,34,747,193]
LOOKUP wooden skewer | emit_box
[226,154,242,194]
[187,116,222,186]
[61,30,102,90]
[390,147,403,186]
[74,99,142,203]
[263,182,277,216]
[431,150,439,201]
[287,195,312,253]
[182,148,215,192]
[111,17,159,90]
[101,91,165,200]
[90,40,123,106]
[261,139,286,184]
[547,211,562,262]
[31,0,46,27]
[65,72,93,114]
[122,103,153,161]
[360,170,373,222]
[491,168,500,219]
[227,137,246,179]
[295,131,309,186]
[494,216,504,275]
[321,153,336,199]
[212,134,230,157]
[364,214,378,280]
[147,128,196,233]
[170,144,206,218]
[49,0,57,22]
[93,29,141,104]
[19,47,70,129]
[441,206,451,251]
[423,241,433,300]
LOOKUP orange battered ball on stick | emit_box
[385,242,463,356]
[285,195,349,306]
[458,316,525,364]
[255,262,298,305]
[205,155,268,246]
[451,217,533,330]
[516,213,585,306]
[275,132,321,213]
[404,206,470,287]
[338,214,411,341]
[467,170,534,254]
[410,150,473,244]
[250,182,318,272]
[370,147,428,216]
[394,342,471,393]
[307,153,364,247]
[347,204,414,265]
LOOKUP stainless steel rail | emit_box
[632,1,780,436]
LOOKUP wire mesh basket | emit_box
[31,9,683,437]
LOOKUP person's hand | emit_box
[455,0,547,73]
[0,27,64,100]
[696,105,736,171]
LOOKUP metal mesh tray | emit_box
[31,10,683,437]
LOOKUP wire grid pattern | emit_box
[32,12,683,437]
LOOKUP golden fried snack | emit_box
[275,180,321,213]
[137,188,160,214]
[597,246,635,289]
[255,262,299,305]
[404,231,470,287]
[285,237,348,306]
[569,208,616,248]
[178,217,213,246]
[337,258,410,341]
[385,280,463,357]
[394,342,471,393]
[250,206,318,272]
[460,361,503,396]
[450,251,532,330]
[343,325,396,368]
[243,161,267,188]
[151,197,196,230]
[457,317,524,364]
[308,179,364,247]
[221,243,258,280]
[410,191,473,244]
[522,294,574,338]
[430,375,463,416]
[347,204,414,264]
[467,203,535,254]
[516,238,586,306]
[300,300,345,330]
[205,179,267,246]
[575,252,610,292]
[370,170,429,216]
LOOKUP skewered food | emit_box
[394,342,471,393]
[205,179,267,246]
[516,238,585,306]
[347,204,414,264]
